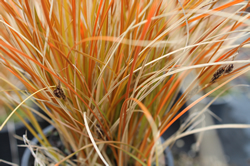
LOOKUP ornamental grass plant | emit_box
[1,0,250,165]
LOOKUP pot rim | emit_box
[22,125,174,166]
[21,125,54,166]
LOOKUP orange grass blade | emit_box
[145,66,250,159]
[123,0,157,133]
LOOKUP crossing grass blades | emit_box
[1,0,250,165]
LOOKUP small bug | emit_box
[53,80,66,101]
[225,64,234,74]
[211,66,225,82]
[210,64,234,83]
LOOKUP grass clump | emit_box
[0,0,250,165]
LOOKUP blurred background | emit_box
[162,28,250,166]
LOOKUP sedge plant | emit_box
[1,0,250,165]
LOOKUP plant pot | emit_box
[191,92,233,124]
[160,137,174,166]
[21,125,54,166]
[0,120,33,165]
[0,111,50,165]
[22,125,174,166]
